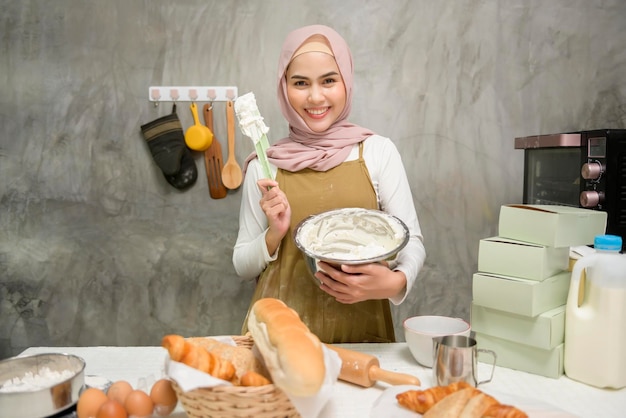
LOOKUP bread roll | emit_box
[247,298,325,397]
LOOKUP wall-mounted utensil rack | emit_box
[149,86,238,103]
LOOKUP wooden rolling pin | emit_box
[326,345,421,387]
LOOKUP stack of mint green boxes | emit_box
[471,204,607,378]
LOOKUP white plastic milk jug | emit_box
[564,234,626,388]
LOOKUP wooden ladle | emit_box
[185,102,213,151]
[221,100,243,189]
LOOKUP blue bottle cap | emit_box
[594,234,623,251]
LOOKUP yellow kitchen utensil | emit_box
[185,102,213,151]
[221,100,243,189]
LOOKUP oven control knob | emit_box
[581,162,603,180]
[580,191,604,208]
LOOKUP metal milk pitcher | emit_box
[432,335,496,387]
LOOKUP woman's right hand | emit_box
[257,178,291,256]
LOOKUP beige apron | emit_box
[242,143,395,343]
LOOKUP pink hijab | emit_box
[249,25,374,173]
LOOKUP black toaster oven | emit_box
[514,129,626,249]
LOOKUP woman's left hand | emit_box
[315,261,406,304]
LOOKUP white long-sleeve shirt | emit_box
[232,134,426,305]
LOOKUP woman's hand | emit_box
[257,179,291,256]
[315,261,406,304]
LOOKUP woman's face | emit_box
[285,51,347,133]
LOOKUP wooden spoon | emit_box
[185,102,213,151]
[221,100,243,189]
[203,103,227,199]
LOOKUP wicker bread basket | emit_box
[170,335,300,418]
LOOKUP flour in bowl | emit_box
[0,367,75,392]
[296,208,407,261]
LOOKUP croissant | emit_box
[459,392,499,418]
[161,334,190,362]
[423,387,475,418]
[483,403,529,418]
[396,381,473,413]
[396,382,529,418]
[162,334,236,382]
[240,371,272,387]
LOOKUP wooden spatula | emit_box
[203,103,227,199]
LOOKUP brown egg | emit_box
[124,389,154,418]
[77,387,109,418]
[96,399,128,418]
[107,380,133,405]
[149,379,178,416]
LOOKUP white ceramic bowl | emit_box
[403,315,471,367]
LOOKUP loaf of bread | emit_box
[186,336,270,383]
[247,298,325,397]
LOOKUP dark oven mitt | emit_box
[140,105,197,190]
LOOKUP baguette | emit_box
[247,298,325,397]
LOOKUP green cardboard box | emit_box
[478,236,569,280]
[471,303,565,349]
[498,204,607,248]
[472,271,570,317]
[476,332,564,379]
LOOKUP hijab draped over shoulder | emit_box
[248,25,374,173]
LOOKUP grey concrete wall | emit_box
[1,0,625,357]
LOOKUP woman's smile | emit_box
[306,107,331,118]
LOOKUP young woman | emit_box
[233,25,426,343]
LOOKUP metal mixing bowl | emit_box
[0,353,86,418]
[293,208,410,281]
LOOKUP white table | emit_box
[20,343,626,418]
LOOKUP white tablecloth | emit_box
[20,343,626,418]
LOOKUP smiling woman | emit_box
[233,24,426,344]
